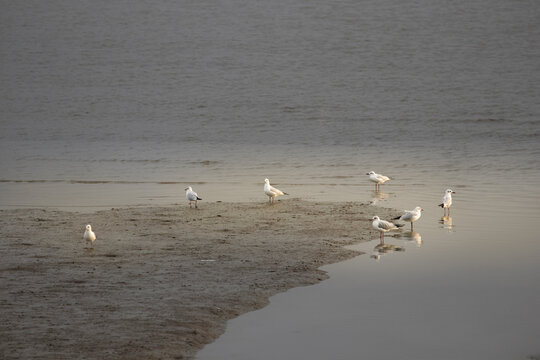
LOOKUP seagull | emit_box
[84,224,96,249]
[393,206,424,231]
[366,171,390,190]
[185,186,202,208]
[438,189,455,216]
[371,216,404,241]
[264,178,288,203]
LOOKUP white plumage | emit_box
[439,189,455,215]
[185,186,202,208]
[264,178,288,203]
[366,171,390,190]
[371,216,403,241]
[84,224,96,249]
[393,206,423,231]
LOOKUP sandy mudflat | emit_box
[0,200,395,359]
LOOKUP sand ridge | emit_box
[0,200,396,359]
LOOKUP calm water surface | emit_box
[1,0,540,358]
[196,179,540,360]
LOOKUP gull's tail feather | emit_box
[197,197,202,200]
[283,192,289,195]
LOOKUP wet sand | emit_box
[0,200,395,360]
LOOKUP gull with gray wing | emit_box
[264,178,288,203]
[438,189,455,216]
[393,206,423,231]
[371,215,404,241]
[185,186,202,208]
[366,171,390,190]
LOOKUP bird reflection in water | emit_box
[370,238,405,260]
[393,231,422,246]
[407,231,422,246]
[439,216,454,231]
[369,190,389,205]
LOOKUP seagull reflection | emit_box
[369,191,389,205]
[403,231,423,246]
[394,230,422,244]
[372,238,405,260]
[440,216,454,231]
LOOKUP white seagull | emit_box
[264,178,288,203]
[371,216,404,241]
[84,224,96,249]
[393,206,424,231]
[185,186,202,208]
[438,189,455,216]
[366,171,390,190]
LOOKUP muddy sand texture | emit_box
[0,200,395,359]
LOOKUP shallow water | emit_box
[1,0,540,358]
[196,179,540,360]
[2,0,540,208]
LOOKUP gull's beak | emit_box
[184,188,188,191]
[452,191,456,194]
[366,173,369,175]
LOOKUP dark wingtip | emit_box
[392,216,400,220]
[438,203,444,208]
[283,192,289,195]
[197,197,202,200]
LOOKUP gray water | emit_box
[1,0,540,358]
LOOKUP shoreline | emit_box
[0,200,396,359]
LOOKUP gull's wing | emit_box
[400,211,414,221]
[187,190,199,201]
[378,220,396,230]
[269,185,284,196]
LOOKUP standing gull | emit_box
[264,178,288,203]
[371,216,404,241]
[84,224,96,249]
[366,171,390,190]
[185,186,202,208]
[393,206,424,231]
[438,189,455,216]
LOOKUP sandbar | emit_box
[0,200,395,359]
